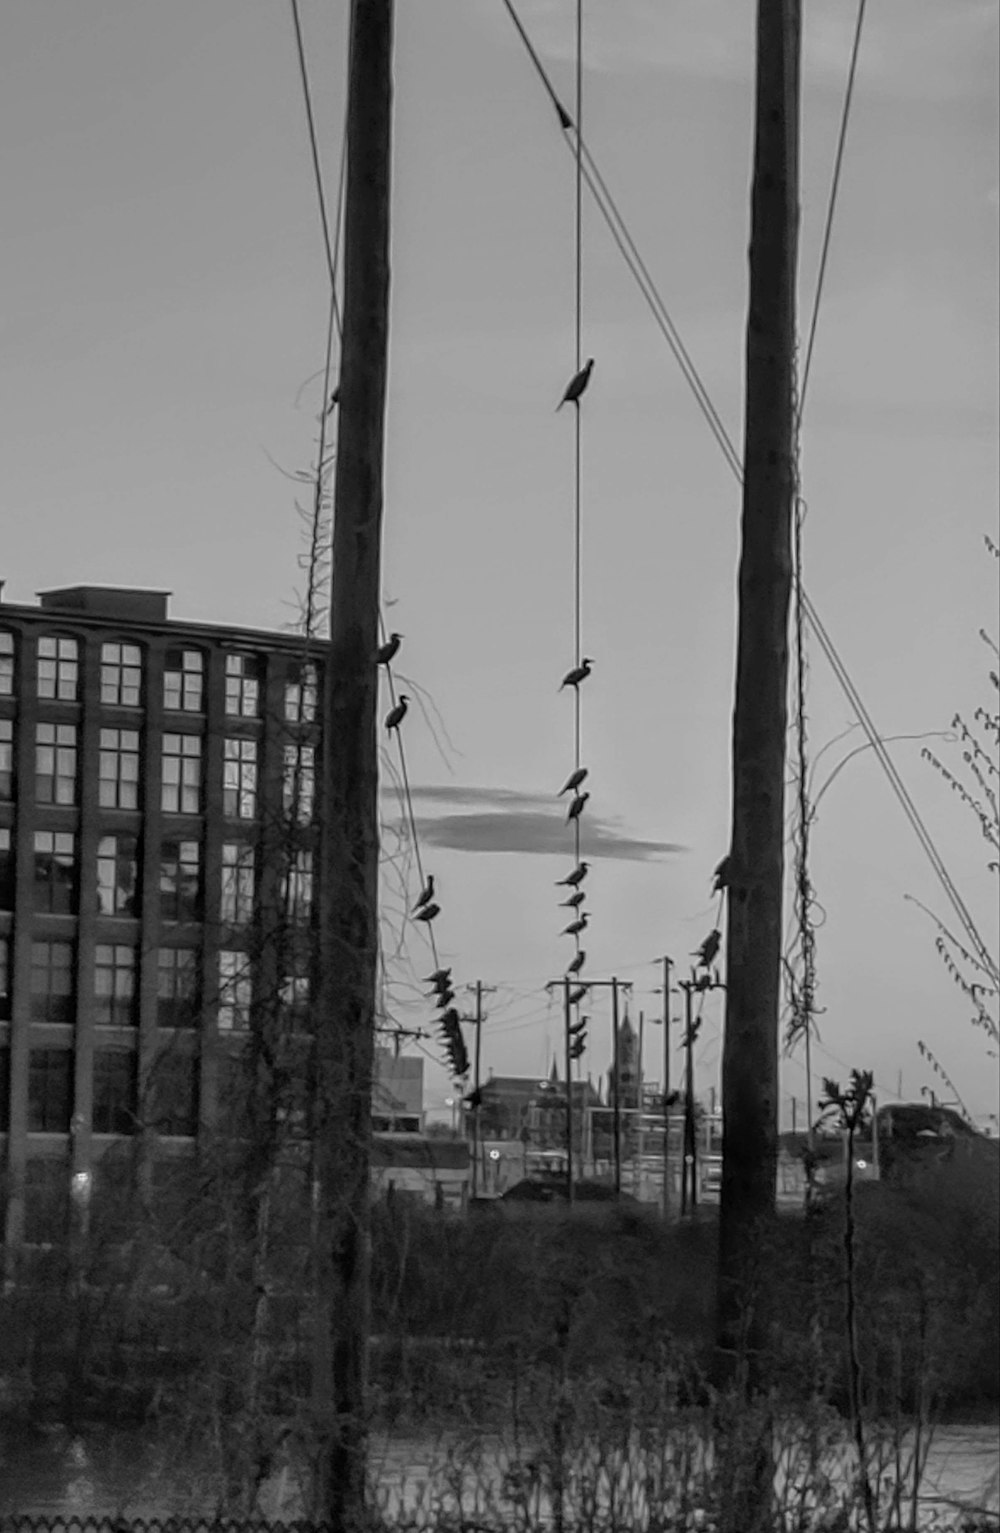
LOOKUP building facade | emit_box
[0,585,324,1248]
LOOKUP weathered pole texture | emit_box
[716,0,800,1388]
[314,3,393,1527]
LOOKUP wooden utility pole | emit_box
[658,955,673,1218]
[715,0,801,1406]
[313,2,394,1526]
[466,981,494,1198]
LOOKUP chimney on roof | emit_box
[37,586,171,623]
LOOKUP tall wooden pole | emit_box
[661,955,673,1218]
[611,978,622,1196]
[313,2,393,1526]
[716,0,800,1404]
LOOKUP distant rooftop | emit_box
[36,586,171,623]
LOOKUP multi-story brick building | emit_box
[0,584,323,1249]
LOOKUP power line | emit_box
[499,0,997,993]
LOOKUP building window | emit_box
[92,1050,138,1134]
[28,1048,73,1132]
[149,1048,198,1137]
[0,936,10,1021]
[37,636,79,701]
[221,842,255,924]
[159,838,200,921]
[0,718,13,800]
[162,733,202,814]
[281,848,313,922]
[94,943,137,1026]
[0,828,13,909]
[164,648,204,713]
[36,722,77,805]
[285,661,318,724]
[283,743,315,824]
[100,641,143,707]
[223,737,257,819]
[30,940,75,1022]
[99,727,140,810]
[218,950,251,1032]
[280,972,311,1031]
[157,948,199,1029]
[33,830,76,915]
[0,631,14,697]
[97,833,139,916]
[225,653,263,718]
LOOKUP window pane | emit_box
[159,839,200,921]
[99,727,140,810]
[164,648,203,713]
[0,631,14,697]
[224,653,262,718]
[30,941,75,1023]
[221,842,255,924]
[93,1050,138,1134]
[162,734,202,813]
[100,642,143,707]
[283,743,315,824]
[37,636,79,701]
[218,950,251,1031]
[0,828,12,910]
[35,722,77,806]
[94,944,137,1026]
[96,833,139,916]
[33,830,76,914]
[28,1049,73,1132]
[223,738,257,819]
[285,661,318,723]
[0,718,13,799]
[157,948,199,1029]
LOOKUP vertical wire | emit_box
[572,0,584,885]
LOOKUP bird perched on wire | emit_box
[413,875,434,913]
[377,632,402,666]
[556,358,594,410]
[384,694,409,731]
[569,984,588,1005]
[560,657,593,690]
[435,990,455,1009]
[562,912,589,938]
[712,855,731,894]
[567,949,586,975]
[693,929,721,970]
[566,791,589,824]
[569,1014,589,1037]
[414,902,440,924]
[325,386,340,415]
[439,1007,461,1031]
[556,861,589,888]
[425,968,452,989]
[560,890,586,909]
[559,766,588,796]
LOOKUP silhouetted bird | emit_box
[562,913,589,938]
[414,902,439,924]
[377,632,402,665]
[560,657,593,690]
[693,929,721,969]
[384,694,409,731]
[439,1007,461,1030]
[569,1014,589,1036]
[435,989,455,1009]
[465,1086,484,1110]
[425,968,451,988]
[325,386,340,415]
[567,791,589,823]
[569,984,588,1005]
[559,766,588,795]
[413,875,435,912]
[560,891,586,909]
[712,855,731,894]
[556,861,589,888]
[567,949,586,975]
[556,358,594,410]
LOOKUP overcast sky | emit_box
[2,1,997,1124]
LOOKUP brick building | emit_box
[0,584,324,1248]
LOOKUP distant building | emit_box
[0,584,328,1249]
[371,1133,469,1209]
[475,1072,602,1153]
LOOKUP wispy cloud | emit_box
[383,784,685,862]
